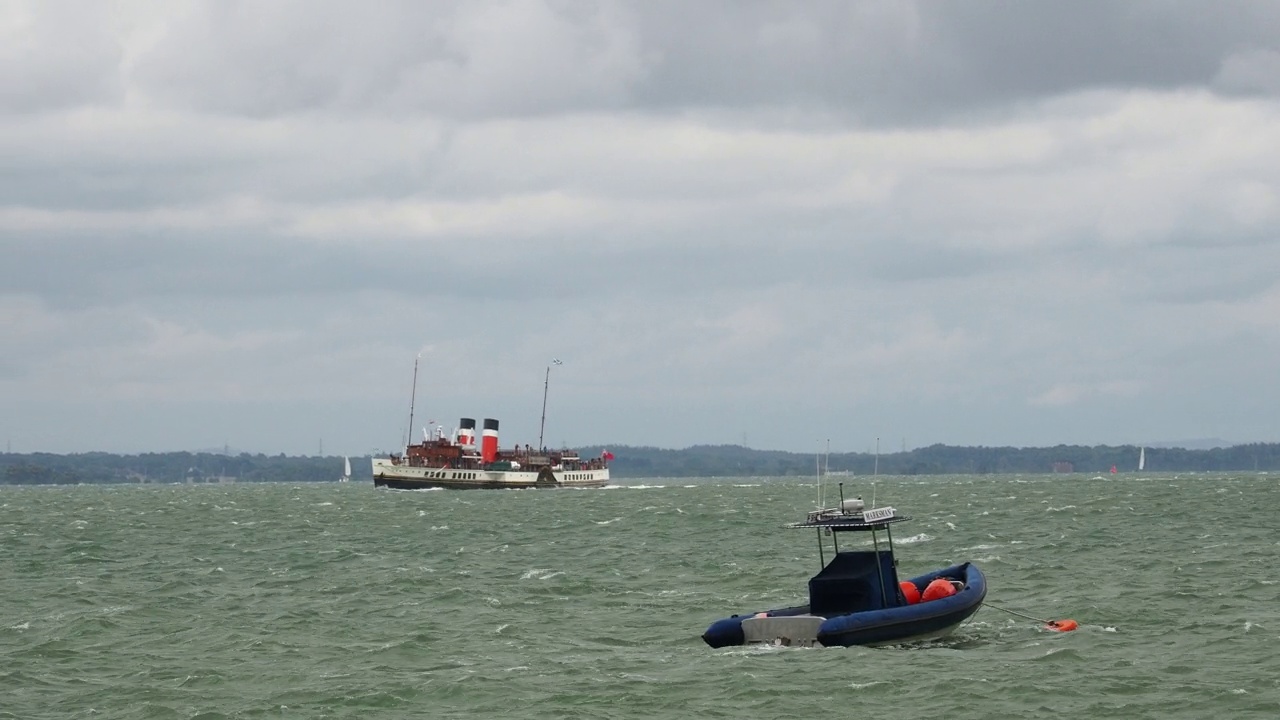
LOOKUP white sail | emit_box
[341,455,352,482]
[1138,447,1145,471]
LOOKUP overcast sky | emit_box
[4,1,1280,456]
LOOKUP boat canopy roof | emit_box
[788,505,910,533]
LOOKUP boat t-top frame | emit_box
[787,482,911,608]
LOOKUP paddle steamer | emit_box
[373,418,611,490]
[373,356,611,489]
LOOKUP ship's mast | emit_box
[406,354,421,449]
[538,359,562,450]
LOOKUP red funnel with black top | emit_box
[481,418,499,463]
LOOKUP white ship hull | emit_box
[371,458,609,490]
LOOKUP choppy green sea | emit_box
[2,474,1277,719]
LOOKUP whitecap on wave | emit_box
[520,568,563,580]
[849,681,886,690]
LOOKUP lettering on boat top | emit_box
[862,507,897,523]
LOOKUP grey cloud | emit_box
[112,1,1280,123]
[621,1,1280,124]
[4,2,1280,454]
[1215,49,1280,96]
[129,1,647,119]
[2,232,477,308]
[0,3,123,114]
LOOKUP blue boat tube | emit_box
[702,561,985,648]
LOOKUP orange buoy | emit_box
[921,578,957,603]
[899,581,921,605]
[1047,619,1078,632]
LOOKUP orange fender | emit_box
[921,578,958,602]
[899,581,921,605]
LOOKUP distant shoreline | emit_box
[3,442,1278,484]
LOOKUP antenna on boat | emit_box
[538,359,562,450]
[816,439,826,508]
[871,436,879,508]
[405,353,421,449]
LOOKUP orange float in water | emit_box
[1047,619,1078,632]
[921,578,957,603]
[899,581,921,605]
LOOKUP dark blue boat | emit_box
[702,494,986,648]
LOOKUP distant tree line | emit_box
[0,452,356,486]
[578,442,1280,478]
[3,443,1276,485]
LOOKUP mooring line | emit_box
[985,601,1078,631]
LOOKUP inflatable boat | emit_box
[702,493,986,648]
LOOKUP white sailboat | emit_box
[340,456,352,482]
[1138,447,1145,472]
